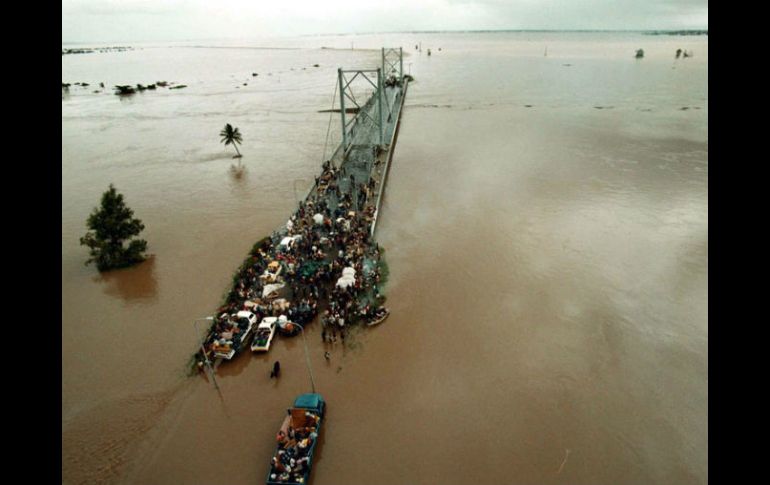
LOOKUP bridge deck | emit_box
[304,79,409,236]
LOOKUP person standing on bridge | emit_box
[358,185,366,210]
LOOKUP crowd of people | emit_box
[195,155,389,370]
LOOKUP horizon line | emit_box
[62,28,708,45]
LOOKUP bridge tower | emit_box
[337,67,384,155]
[381,47,404,80]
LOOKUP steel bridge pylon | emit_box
[382,47,404,81]
[337,67,384,156]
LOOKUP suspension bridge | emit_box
[310,47,410,235]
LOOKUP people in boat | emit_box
[269,412,323,480]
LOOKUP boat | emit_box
[367,307,390,327]
[266,393,326,485]
[275,315,301,337]
[211,310,256,360]
[251,317,278,352]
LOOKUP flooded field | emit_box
[62,32,707,484]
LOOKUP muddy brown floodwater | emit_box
[63,32,707,484]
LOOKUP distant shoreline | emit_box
[62,46,134,55]
[307,29,708,36]
[642,30,708,36]
[61,29,708,46]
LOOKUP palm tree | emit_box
[220,123,243,158]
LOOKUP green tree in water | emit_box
[220,123,243,158]
[80,184,148,271]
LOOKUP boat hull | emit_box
[366,310,390,327]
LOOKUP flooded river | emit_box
[62,32,707,484]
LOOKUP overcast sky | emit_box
[62,0,708,43]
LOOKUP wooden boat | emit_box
[266,393,326,485]
[251,317,278,352]
[367,307,390,327]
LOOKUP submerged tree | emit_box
[80,184,148,271]
[220,123,243,158]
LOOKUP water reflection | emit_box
[229,161,247,180]
[214,348,250,378]
[94,254,159,301]
[117,92,136,103]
